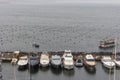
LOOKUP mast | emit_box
[13,63,16,80]
[114,38,117,80]
[29,53,32,80]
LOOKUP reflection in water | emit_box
[17,67,28,71]
[84,66,96,74]
[116,67,120,70]
[39,66,49,72]
[50,67,62,75]
[29,67,39,74]
[102,65,114,74]
[63,69,75,77]
[17,65,28,71]
[2,62,120,80]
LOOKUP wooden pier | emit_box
[0,51,119,62]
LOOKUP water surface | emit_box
[0,3,120,52]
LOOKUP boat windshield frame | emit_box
[103,59,113,62]
[86,59,95,61]
[65,59,73,63]
[52,58,61,60]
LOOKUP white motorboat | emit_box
[51,55,62,68]
[63,50,74,70]
[114,56,120,67]
[101,56,115,69]
[40,53,50,67]
[62,50,73,59]
[84,54,96,68]
[113,38,120,67]
[17,56,28,69]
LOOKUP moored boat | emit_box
[99,43,115,48]
[17,56,28,69]
[32,42,39,48]
[101,56,115,69]
[51,55,62,68]
[40,53,50,67]
[29,54,39,68]
[113,38,120,67]
[99,39,115,48]
[63,50,74,70]
[84,54,96,68]
[114,56,120,67]
[75,58,83,67]
[62,50,73,59]
[104,39,115,44]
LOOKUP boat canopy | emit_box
[86,54,94,60]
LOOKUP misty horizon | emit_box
[1,0,120,5]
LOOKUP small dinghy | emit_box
[32,42,39,48]
[75,58,83,67]
[11,58,18,65]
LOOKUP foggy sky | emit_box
[1,0,120,4]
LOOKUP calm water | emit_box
[0,4,120,52]
[1,62,120,80]
[0,2,120,80]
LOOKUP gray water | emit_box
[0,4,120,52]
[1,62,120,80]
[0,2,120,80]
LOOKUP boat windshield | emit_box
[66,59,73,62]
[103,59,112,62]
[87,59,94,61]
[21,58,27,60]
[77,59,82,63]
[65,55,72,58]
[42,58,48,60]
[53,58,60,60]
[30,57,38,60]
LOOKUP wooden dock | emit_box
[0,51,119,62]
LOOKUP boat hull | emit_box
[114,61,120,67]
[102,63,115,69]
[18,64,28,70]
[51,63,61,69]
[29,62,39,69]
[75,63,83,67]
[116,63,120,67]
[63,64,74,70]
[40,63,49,67]
[83,61,96,67]
[84,63,96,70]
